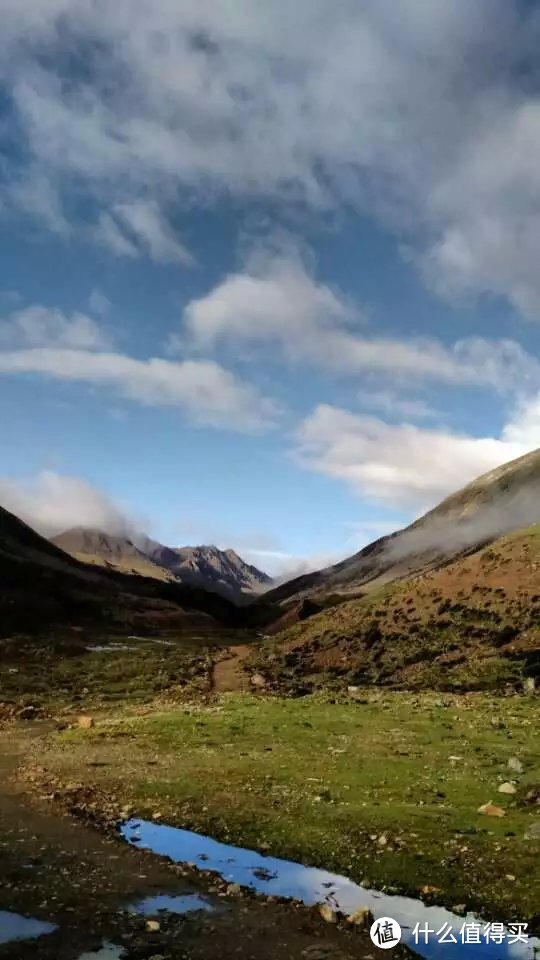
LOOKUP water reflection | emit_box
[0,910,56,945]
[129,893,217,916]
[121,819,538,960]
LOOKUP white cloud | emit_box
[0,305,109,350]
[93,213,140,258]
[113,201,193,265]
[0,470,131,537]
[185,253,540,392]
[294,402,539,512]
[0,346,278,432]
[2,2,540,314]
[356,389,437,421]
[92,204,192,264]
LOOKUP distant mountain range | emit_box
[51,528,272,602]
[0,506,244,637]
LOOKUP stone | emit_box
[524,821,540,840]
[145,919,160,932]
[497,782,516,795]
[227,883,242,896]
[250,673,266,689]
[346,906,374,928]
[17,705,37,720]
[477,802,506,817]
[77,715,94,729]
[508,756,524,774]
[318,903,337,923]
[523,677,536,695]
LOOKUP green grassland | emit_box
[29,691,540,927]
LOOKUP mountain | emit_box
[52,528,272,602]
[264,447,540,620]
[52,528,174,581]
[0,506,241,637]
[144,541,272,600]
[249,447,540,691]
[252,524,540,692]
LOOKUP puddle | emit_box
[127,636,175,646]
[86,644,138,652]
[129,893,217,916]
[0,910,56,945]
[77,944,125,960]
[121,820,538,960]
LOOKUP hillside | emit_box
[264,446,540,616]
[251,525,540,692]
[52,529,272,602]
[0,505,241,637]
[52,528,174,581]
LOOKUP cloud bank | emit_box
[2,1,540,315]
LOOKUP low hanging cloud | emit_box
[294,401,540,514]
[0,470,133,538]
[185,252,540,393]
[2,2,540,314]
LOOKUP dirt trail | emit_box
[211,644,253,692]
[0,723,368,960]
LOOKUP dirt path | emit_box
[0,723,372,960]
[211,644,253,692]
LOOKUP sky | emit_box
[2,1,540,578]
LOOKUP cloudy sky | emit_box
[2,0,540,576]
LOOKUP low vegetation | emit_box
[251,527,540,693]
[26,691,540,927]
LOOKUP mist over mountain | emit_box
[265,447,540,614]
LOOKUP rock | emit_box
[452,904,467,915]
[17,705,37,720]
[524,821,540,840]
[508,756,524,774]
[421,885,441,895]
[523,677,536,695]
[347,907,374,928]
[77,715,94,729]
[377,834,388,846]
[477,802,506,817]
[145,919,160,932]
[498,782,516,795]
[250,674,266,689]
[227,883,242,896]
[318,903,337,924]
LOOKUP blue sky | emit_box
[2,1,540,577]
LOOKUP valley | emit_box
[1,447,540,957]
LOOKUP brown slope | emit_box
[52,527,173,581]
[0,506,240,637]
[264,446,540,613]
[252,525,540,692]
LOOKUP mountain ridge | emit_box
[51,527,272,602]
[263,446,540,618]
